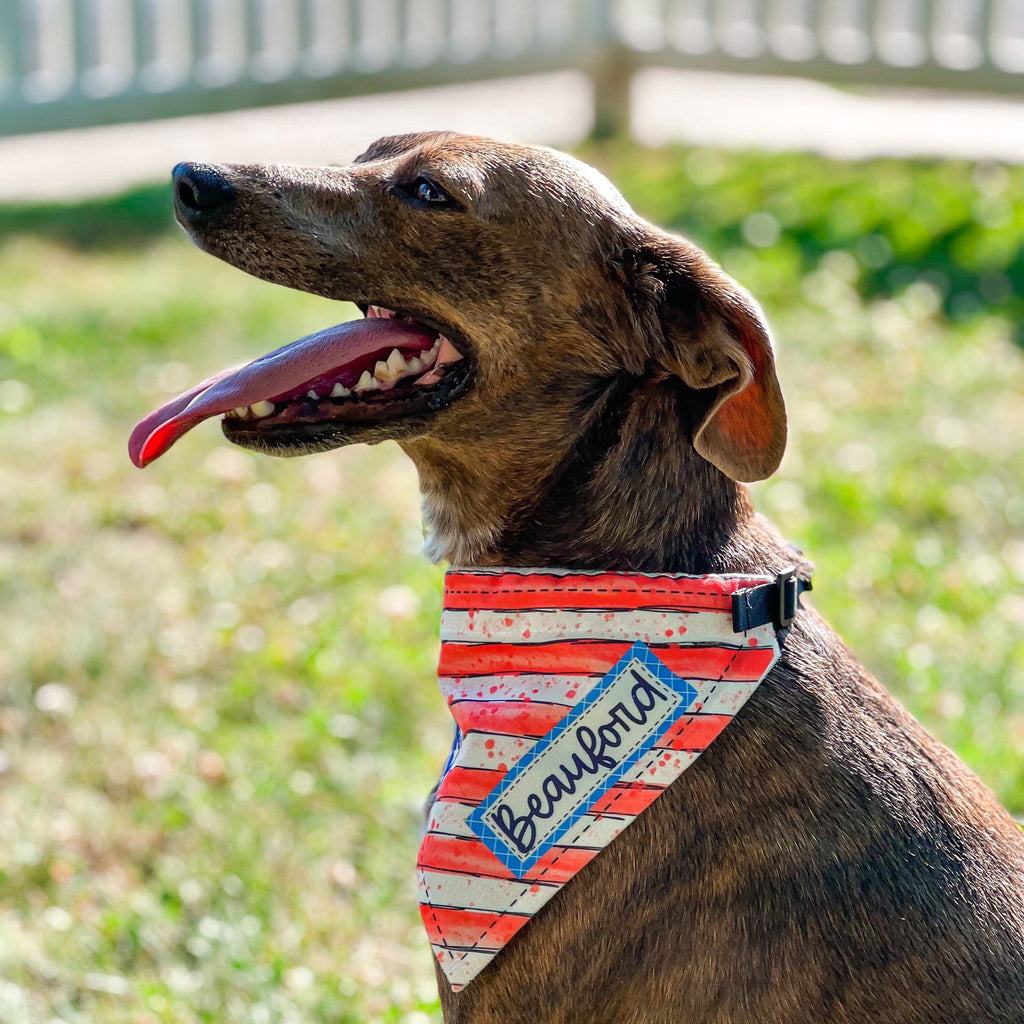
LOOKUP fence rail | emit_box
[1,0,1023,137]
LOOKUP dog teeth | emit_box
[326,334,447,397]
[418,339,441,368]
[232,406,249,418]
[307,389,320,400]
[355,370,378,392]
[408,339,445,386]
[250,400,275,418]
[373,348,410,384]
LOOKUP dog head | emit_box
[131,132,785,564]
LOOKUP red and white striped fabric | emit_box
[418,568,782,991]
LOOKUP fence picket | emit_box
[0,1,24,99]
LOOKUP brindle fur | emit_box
[173,132,1024,1023]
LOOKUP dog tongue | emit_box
[129,318,435,467]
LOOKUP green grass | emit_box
[1,142,1023,1023]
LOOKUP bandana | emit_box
[417,567,802,991]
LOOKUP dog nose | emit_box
[172,162,235,222]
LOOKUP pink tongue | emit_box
[129,318,435,467]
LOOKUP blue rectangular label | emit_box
[466,641,698,878]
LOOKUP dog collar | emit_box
[418,567,810,990]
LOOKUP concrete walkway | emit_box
[1,68,1023,203]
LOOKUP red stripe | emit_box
[449,700,571,738]
[440,641,774,680]
[420,905,532,950]
[418,834,598,884]
[658,713,732,751]
[444,572,763,612]
[437,766,503,803]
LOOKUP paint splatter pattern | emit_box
[418,568,782,990]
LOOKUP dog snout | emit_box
[172,162,236,225]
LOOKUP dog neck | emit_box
[406,380,779,575]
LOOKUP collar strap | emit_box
[732,567,813,633]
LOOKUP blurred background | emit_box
[1,1,1023,1022]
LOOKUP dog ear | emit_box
[628,232,787,482]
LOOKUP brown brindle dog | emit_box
[135,132,1024,1023]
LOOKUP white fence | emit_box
[617,0,1024,90]
[1,0,1023,136]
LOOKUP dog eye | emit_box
[416,177,448,204]
[395,175,463,211]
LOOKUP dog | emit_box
[130,132,1024,1023]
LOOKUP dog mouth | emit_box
[128,306,471,467]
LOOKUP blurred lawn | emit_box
[1,142,1022,1024]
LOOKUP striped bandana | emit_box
[418,567,786,991]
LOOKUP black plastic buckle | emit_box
[731,566,810,634]
[774,567,799,629]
